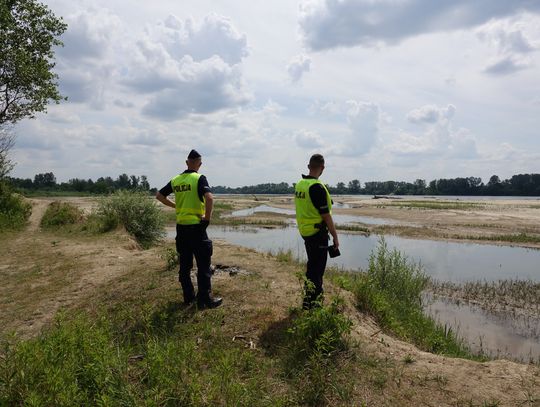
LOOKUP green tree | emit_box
[347,179,361,194]
[334,181,347,194]
[33,171,56,188]
[140,175,150,191]
[0,0,67,125]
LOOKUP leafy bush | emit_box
[40,201,83,228]
[91,190,165,248]
[0,181,31,230]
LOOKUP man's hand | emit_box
[201,218,210,229]
[332,238,339,250]
[156,192,175,209]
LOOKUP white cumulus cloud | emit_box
[342,100,380,155]
[56,8,122,109]
[477,18,537,75]
[124,15,252,120]
[152,13,248,65]
[391,104,478,160]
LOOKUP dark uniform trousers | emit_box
[302,229,329,306]
[175,223,213,302]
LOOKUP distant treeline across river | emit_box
[7,172,540,196]
[214,174,540,196]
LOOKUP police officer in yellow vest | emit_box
[156,149,222,308]
[295,154,339,309]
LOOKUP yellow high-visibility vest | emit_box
[294,178,332,237]
[171,173,205,225]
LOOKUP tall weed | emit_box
[287,297,352,364]
[352,238,474,357]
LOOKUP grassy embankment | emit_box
[1,195,538,405]
[296,239,478,361]
[0,195,357,405]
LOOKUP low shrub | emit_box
[286,297,352,366]
[91,190,165,248]
[0,181,32,231]
[350,238,474,357]
[40,201,83,228]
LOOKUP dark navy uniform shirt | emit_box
[302,175,330,215]
[159,170,211,202]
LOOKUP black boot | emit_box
[197,291,223,309]
[183,294,196,305]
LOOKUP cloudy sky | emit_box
[11,0,540,188]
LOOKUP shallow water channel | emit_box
[225,204,407,226]
[166,224,540,362]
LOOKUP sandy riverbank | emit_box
[214,194,540,248]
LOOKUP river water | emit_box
[165,213,540,362]
[203,225,540,282]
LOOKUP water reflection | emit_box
[226,204,409,226]
[187,226,540,282]
[426,296,540,362]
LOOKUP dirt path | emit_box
[0,198,157,337]
[26,198,50,231]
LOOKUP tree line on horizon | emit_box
[8,173,152,194]
[7,172,540,196]
[213,174,540,196]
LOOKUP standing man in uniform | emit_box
[294,154,339,309]
[156,149,222,309]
